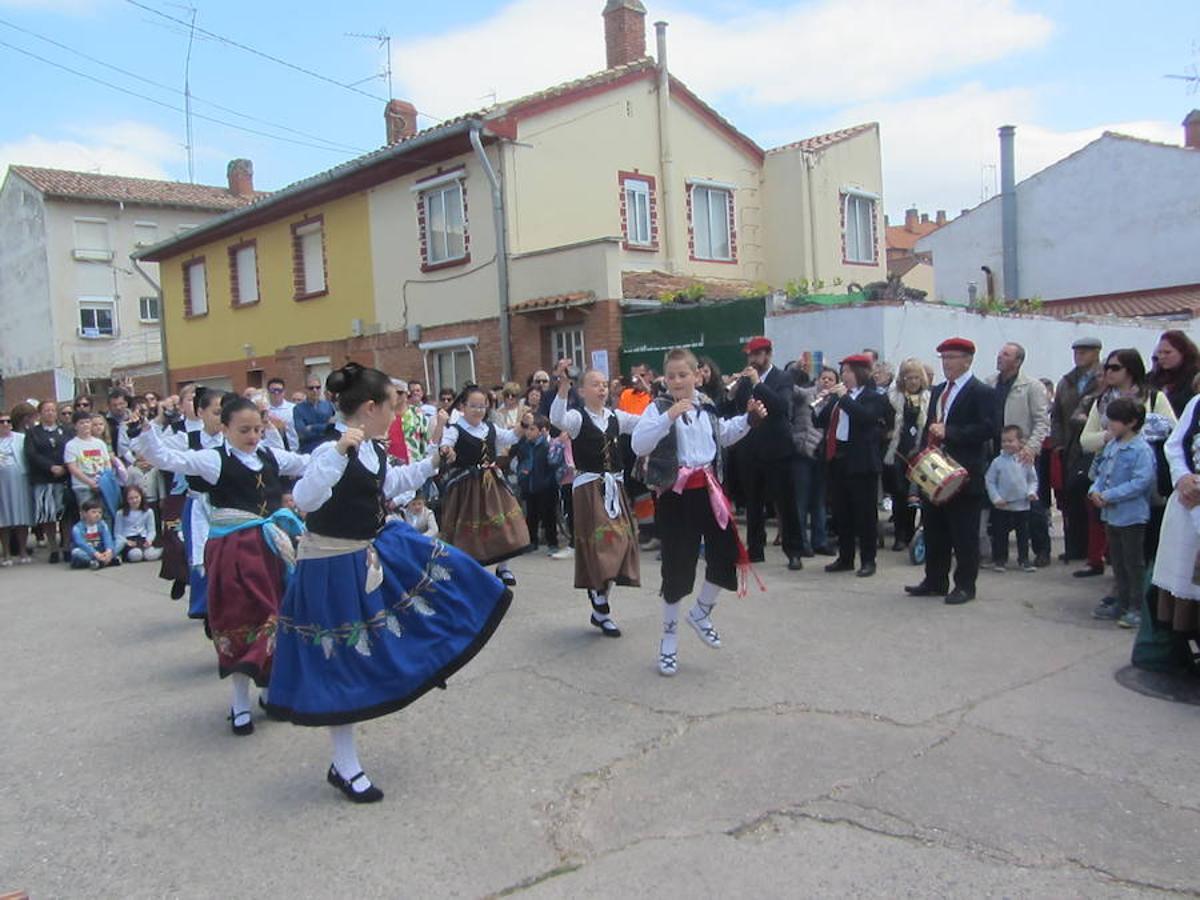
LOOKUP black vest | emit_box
[573,410,622,475]
[449,422,495,469]
[184,428,208,493]
[305,441,387,540]
[636,396,723,491]
[207,445,283,517]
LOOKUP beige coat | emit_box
[986,370,1050,458]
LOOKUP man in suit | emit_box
[820,354,893,577]
[906,337,996,605]
[986,342,1051,565]
[734,336,804,570]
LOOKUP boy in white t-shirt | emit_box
[64,411,113,512]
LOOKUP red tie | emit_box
[825,405,841,461]
[939,380,956,421]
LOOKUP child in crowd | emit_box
[64,411,113,514]
[630,348,766,676]
[114,484,162,562]
[985,424,1039,572]
[1088,398,1156,628]
[70,498,118,569]
[403,492,439,538]
[516,414,562,554]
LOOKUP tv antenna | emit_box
[1166,42,1200,94]
[345,29,392,99]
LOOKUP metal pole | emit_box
[470,125,512,381]
[999,125,1018,301]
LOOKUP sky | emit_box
[0,0,1196,221]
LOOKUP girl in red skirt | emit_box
[131,395,308,735]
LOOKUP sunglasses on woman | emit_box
[1104,363,1125,372]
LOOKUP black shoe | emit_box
[228,709,254,736]
[590,614,622,637]
[905,582,949,596]
[944,588,975,605]
[327,765,384,804]
[856,562,876,577]
[1058,552,1070,563]
[496,566,517,586]
[1073,566,1103,578]
[800,547,815,558]
[170,579,186,600]
[891,540,908,552]
[48,551,60,564]
[787,555,804,571]
[824,560,855,573]
[1034,553,1050,568]
[748,551,766,564]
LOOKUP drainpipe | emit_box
[655,21,675,272]
[999,124,1018,301]
[132,258,169,394]
[471,124,513,381]
[803,150,820,285]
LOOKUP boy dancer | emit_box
[630,349,765,675]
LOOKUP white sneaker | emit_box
[550,547,574,560]
[687,613,721,649]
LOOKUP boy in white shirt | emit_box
[64,411,113,513]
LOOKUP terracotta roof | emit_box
[767,123,876,155]
[888,256,926,279]
[7,166,264,211]
[886,221,941,251]
[1040,283,1200,319]
[510,291,596,313]
[622,270,752,301]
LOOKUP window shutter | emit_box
[235,245,258,303]
[187,262,208,316]
[298,225,325,293]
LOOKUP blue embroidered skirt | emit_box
[265,519,512,726]
[180,496,209,620]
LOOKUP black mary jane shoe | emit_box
[327,765,384,804]
[590,615,622,638]
[228,709,254,736]
[496,566,517,587]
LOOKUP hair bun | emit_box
[326,362,364,395]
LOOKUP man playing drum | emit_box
[905,338,996,605]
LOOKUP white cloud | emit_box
[0,120,179,180]
[391,0,1052,118]
[814,84,1181,219]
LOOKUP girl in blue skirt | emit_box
[267,364,512,804]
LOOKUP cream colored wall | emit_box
[509,238,623,304]
[763,126,887,290]
[368,147,501,332]
[899,260,935,297]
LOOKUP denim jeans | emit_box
[792,455,828,552]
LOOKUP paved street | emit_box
[3,535,1199,898]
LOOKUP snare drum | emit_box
[907,447,968,505]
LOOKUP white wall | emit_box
[766,302,1196,385]
[919,135,1200,303]
[0,175,54,377]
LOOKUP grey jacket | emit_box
[987,370,1051,458]
[789,386,824,459]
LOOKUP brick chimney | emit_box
[1185,110,1200,150]
[935,209,947,226]
[227,159,254,198]
[385,99,418,145]
[603,0,647,69]
[904,207,918,232]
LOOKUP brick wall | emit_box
[2,369,58,408]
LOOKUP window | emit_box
[73,218,112,261]
[843,193,877,264]
[78,298,115,337]
[623,177,653,247]
[183,259,208,317]
[133,222,158,247]
[422,181,467,265]
[690,185,733,261]
[292,219,327,298]
[432,345,475,396]
[552,326,586,370]
[138,296,160,323]
[229,241,260,305]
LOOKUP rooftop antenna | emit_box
[164,1,199,182]
[1166,41,1200,94]
[980,162,997,202]
[345,29,392,99]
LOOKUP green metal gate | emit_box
[618,296,766,376]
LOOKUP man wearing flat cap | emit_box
[906,337,996,604]
[734,336,805,570]
[1051,337,1104,564]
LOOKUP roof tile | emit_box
[8,166,264,211]
[510,290,596,313]
[767,122,876,155]
[1040,283,1200,319]
[622,270,752,301]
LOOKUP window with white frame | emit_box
[231,242,259,305]
[73,218,112,261]
[422,181,466,264]
[78,297,115,337]
[690,185,732,261]
[843,194,877,264]
[624,178,652,246]
[133,221,158,247]
[432,345,475,397]
[183,259,208,317]
[138,296,160,323]
[552,326,586,370]
[293,219,326,296]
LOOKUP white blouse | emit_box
[549,395,639,440]
[293,436,437,513]
[440,419,519,452]
[630,395,750,466]
[133,423,309,487]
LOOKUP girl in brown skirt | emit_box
[549,358,641,636]
[439,385,530,585]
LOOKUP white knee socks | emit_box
[590,582,615,622]
[330,724,373,791]
[661,601,680,654]
[689,581,721,625]
[231,673,251,715]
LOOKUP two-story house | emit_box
[0,161,261,403]
[136,1,886,396]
